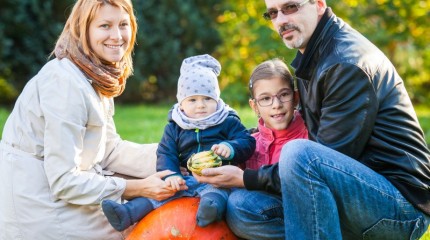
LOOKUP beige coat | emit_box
[0,58,157,239]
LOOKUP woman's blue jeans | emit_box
[227,139,430,240]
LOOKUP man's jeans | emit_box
[227,139,429,240]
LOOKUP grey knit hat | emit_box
[176,54,221,103]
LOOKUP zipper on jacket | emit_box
[195,129,201,152]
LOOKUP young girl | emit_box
[102,54,255,231]
[246,58,308,169]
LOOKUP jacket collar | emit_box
[291,8,340,80]
[257,111,306,142]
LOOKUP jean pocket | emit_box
[363,217,425,240]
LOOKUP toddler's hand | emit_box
[165,175,186,191]
[211,144,231,159]
[180,166,189,176]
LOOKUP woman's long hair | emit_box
[52,0,138,97]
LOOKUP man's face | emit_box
[264,0,325,53]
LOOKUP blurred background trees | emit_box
[0,0,429,106]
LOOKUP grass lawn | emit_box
[0,103,429,145]
[114,104,430,145]
[113,103,258,143]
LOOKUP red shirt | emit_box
[246,111,308,170]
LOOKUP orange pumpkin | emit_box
[126,197,238,240]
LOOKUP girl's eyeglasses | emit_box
[254,90,293,107]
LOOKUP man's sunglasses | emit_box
[263,0,310,20]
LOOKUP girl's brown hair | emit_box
[248,58,295,98]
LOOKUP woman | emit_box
[0,0,183,239]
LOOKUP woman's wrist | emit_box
[123,179,145,199]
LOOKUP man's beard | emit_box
[278,23,305,49]
[284,36,305,49]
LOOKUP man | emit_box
[193,0,430,239]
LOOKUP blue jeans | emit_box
[227,189,284,240]
[227,139,430,240]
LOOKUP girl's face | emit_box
[89,4,131,63]
[180,95,218,119]
[249,77,296,130]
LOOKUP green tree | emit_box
[1,1,429,105]
[0,0,222,104]
[0,0,72,101]
[214,1,292,106]
[214,0,430,105]
[328,0,430,104]
[118,0,223,103]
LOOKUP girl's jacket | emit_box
[246,111,308,170]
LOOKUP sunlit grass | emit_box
[113,103,258,143]
[0,107,9,133]
[113,103,430,146]
[415,105,430,145]
[422,227,430,240]
[0,104,428,145]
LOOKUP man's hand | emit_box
[192,165,245,188]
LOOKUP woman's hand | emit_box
[123,170,188,201]
[192,165,245,188]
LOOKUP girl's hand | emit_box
[192,165,245,188]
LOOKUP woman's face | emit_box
[249,77,296,130]
[88,4,131,63]
[180,95,218,119]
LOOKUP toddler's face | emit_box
[180,95,218,119]
[249,77,295,130]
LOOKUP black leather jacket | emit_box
[244,9,430,215]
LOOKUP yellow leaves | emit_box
[217,11,237,23]
[239,47,249,59]
[376,0,388,4]
[410,25,425,38]
[343,0,359,7]
[245,2,257,17]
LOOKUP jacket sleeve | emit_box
[40,65,126,206]
[101,111,157,179]
[156,123,182,175]
[243,163,281,195]
[315,63,378,159]
[222,116,256,164]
